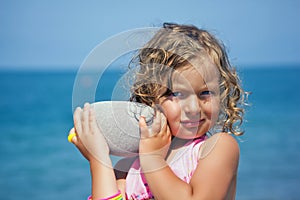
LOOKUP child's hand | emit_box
[68,127,92,160]
[139,110,171,159]
[71,103,110,163]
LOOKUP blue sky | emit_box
[0,0,299,69]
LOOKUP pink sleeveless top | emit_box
[125,136,206,200]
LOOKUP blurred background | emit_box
[0,0,299,199]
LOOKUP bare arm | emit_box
[140,133,239,200]
[71,103,119,199]
[89,158,119,198]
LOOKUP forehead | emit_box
[172,56,220,86]
[172,68,205,86]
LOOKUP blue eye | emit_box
[201,91,212,95]
[199,91,213,100]
[171,92,182,97]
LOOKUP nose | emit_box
[183,95,201,116]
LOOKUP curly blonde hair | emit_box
[129,23,246,136]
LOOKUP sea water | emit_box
[0,66,299,200]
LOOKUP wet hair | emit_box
[129,22,246,136]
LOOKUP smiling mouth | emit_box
[181,119,205,128]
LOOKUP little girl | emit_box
[69,23,246,200]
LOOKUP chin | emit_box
[172,126,206,139]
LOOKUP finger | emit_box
[68,127,77,143]
[68,129,83,148]
[70,134,78,144]
[73,107,82,134]
[68,127,75,135]
[151,110,162,134]
[82,103,90,134]
[71,134,80,146]
[157,112,169,139]
[160,112,168,132]
[70,134,90,160]
[67,127,79,145]
[139,116,150,139]
[89,107,98,134]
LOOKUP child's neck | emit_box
[166,136,205,162]
[170,135,206,150]
[166,137,195,162]
[169,137,193,150]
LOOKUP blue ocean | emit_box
[0,66,299,200]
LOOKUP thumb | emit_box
[139,116,150,139]
[71,135,78,145]
[160,112,169,132]
[68,128,84,150]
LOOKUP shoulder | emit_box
[210,132,239,152]
[190,133,239,198]
[199,132,239,165]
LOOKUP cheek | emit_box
[161,100,181,120]
[161,100,181,130]
[203,97,220,123]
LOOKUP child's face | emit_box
[160,65,220,139]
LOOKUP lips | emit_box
[181,119,205,128]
